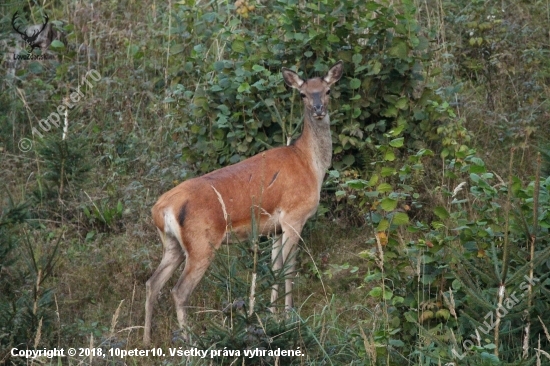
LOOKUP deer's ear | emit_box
[323,60,344,86]
[282,68,304,89]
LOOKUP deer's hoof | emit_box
[171,329,189,344]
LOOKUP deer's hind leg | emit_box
[144,231,185,346]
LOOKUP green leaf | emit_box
[365,191,380,198]
[480,352,500,363]
[395,97,408,110]
[389,40,409,59]
[50,39,65,48]
[365,2,381,10]
[377,183,393,193]
[382,106,398,117]
[349,78,361,89]
[433,206,450,220]
[237,82,250,93]
[85,231,95,241]
[346,179,368,189]
[384,149,396,161]
[231,39,246,53]
[392,212,409,225]
[183,62,193,73]
[389,339,405,347]
[436,309,450,320]
[416,148,434,157]
[381,198,398,211]
[470,157,485,166]
[392,296,405,305]
[381,167,396,177]
[368,174,379,187]
[451,279,462,291]
[252,64,265,72]
[389,137,404,148]
[388,124,405,136]
[327,34,340,43]
[377,218,389,231]
[470,164,486,174]
[404,311,417,322]
[328,170,340,179]
[369,287,383,298]
[201,12,217,22]
[342,154,355,166]
[352,53,362,65]
[415,35,430,51]
[369,60,382,75]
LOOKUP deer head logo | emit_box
[12,11,50,54]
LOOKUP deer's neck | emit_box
[294,113,332,185]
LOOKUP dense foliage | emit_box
[167,0,454,174]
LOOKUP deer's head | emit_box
[282,61,344,121]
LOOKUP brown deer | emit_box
[144,61,344,345]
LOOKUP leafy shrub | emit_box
[336,132,550,363]
[164,0,453,175]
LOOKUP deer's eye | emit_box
[326,89,331,95]
[300,93,306,98]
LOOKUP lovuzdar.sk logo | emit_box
[11,10,55,60]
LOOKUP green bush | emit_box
[164,0,452,175]
[336,135,550,363]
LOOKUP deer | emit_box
[144,60,344,346]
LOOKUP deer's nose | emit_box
[313,104,324,114]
